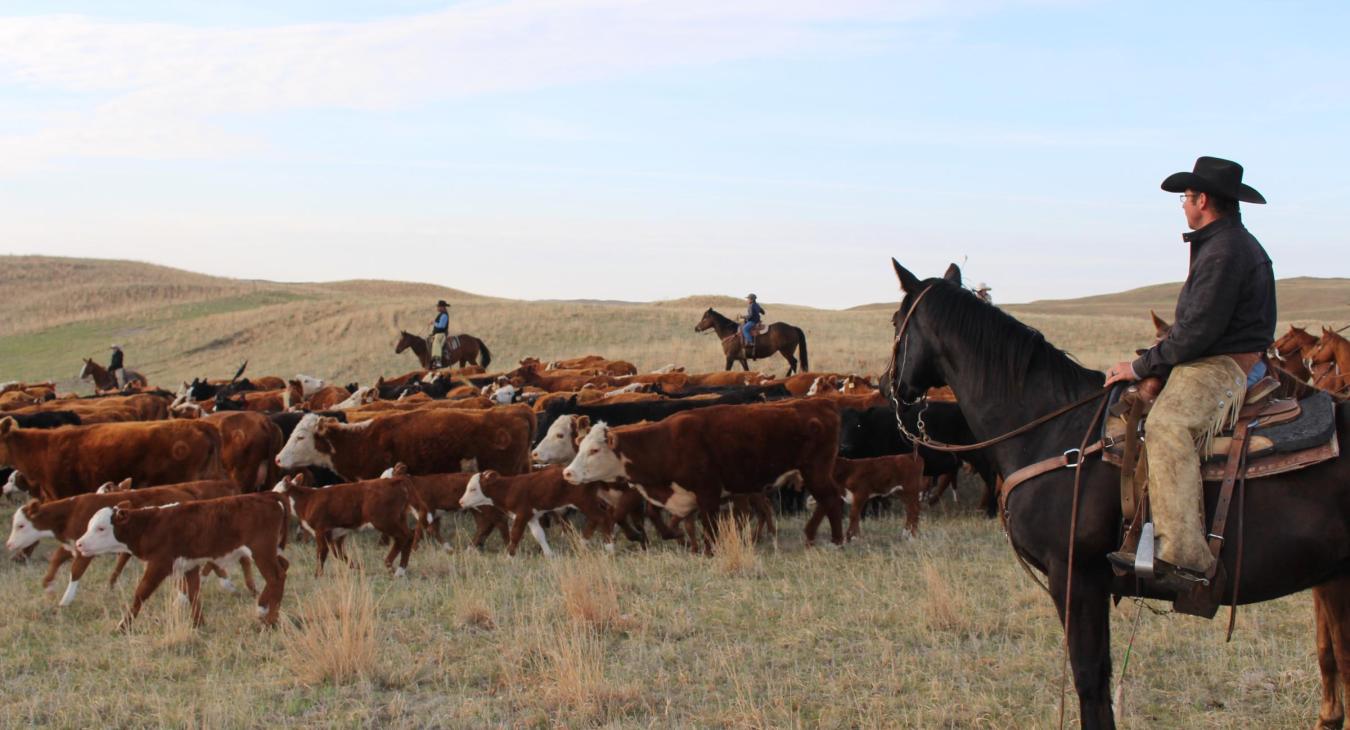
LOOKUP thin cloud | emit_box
[0,1,1049,172]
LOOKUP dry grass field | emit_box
[6,255,1347,393]
[0,491,1323,728]
[1,255,1346,727]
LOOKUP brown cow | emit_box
[563,398,846,545]
[0,418,225,501]
[205,411,284,491]
[74,492,291,629]
[275,405,534,480]
[388,468,509,551]
[832,454,926,539]
[10,393,169,423]
[459,467,616,557]
[6,479,244,606]
[273,469,429,576]
[343,396,493,421]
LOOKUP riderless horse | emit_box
[693,308,809,375]
[79,358,146,393]
[395,330,491,370]
[884,259,1350,729]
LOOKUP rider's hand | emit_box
[1104,361,1139,386]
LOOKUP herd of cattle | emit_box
[0,355,990,630]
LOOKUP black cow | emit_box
[533,388,771,447]
[650,382,792,400]
[839,403,998,518]
[8,411,82,429]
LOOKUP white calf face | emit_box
[276,414,334,470]
[562,423,626,484]
[7,507,53,552]
[75,507,129,557]
[3,470,21,496]
[296,374,325,397]
[459,474,494,509]
[532,416,579,465]
[490,385,516,405]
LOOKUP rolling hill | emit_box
[2,255,1346,393]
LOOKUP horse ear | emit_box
[942,263,962,286]
[892,258,921,294]
[1150,310,1170,335]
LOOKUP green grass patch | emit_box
[0,291,314,382]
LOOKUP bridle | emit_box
[883,284,1109,455]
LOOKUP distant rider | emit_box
[429,300,450,368]
[740,294,765,347]
[108,344,126,388]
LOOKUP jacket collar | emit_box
[1183,214,1241,245]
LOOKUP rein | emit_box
[884,284,1111,456]
[884,282,1113,730]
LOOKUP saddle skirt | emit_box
[1102,380,1340,480]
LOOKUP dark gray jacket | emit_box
[1132,216,1276,379]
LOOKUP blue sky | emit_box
[1,1,1346,308]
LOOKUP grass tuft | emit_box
[713,512,762,576]
[279,559,381,686]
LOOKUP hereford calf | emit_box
[376,464,508,551]
[459,467,617,557]
[7,479,245,606]
[273,470,429,576]
[74,493,291,629]
[833,454,926,539]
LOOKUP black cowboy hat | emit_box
[436,300,449,307]
[1161,156,1266,204]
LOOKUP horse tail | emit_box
[478,338,492,370]
[793,327,809,373]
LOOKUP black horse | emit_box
[884,259,1350,729]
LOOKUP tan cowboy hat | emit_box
[109,344,123,350]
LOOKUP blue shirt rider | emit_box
[429,300,450,367]
[741,294,765,346]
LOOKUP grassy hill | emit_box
[3,256,1348,393]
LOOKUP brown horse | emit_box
[79,358,146,393]
[1309,328,1350,396]
[1271,325,1321,381]
[395,330,491,370]
[693,308,808,375]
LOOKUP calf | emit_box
[459,467,617,557]
[273,470,429,576]
[74,493,291,629]
[833,454,926,539]
[6,480,244,606]
[379,466,509,551]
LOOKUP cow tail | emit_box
[794,327,809,373]
[204,425,229,482]
[276,492,292,551]
[405,484,431,550]
[478,338,492,370]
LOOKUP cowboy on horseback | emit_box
[739,294,765,347]
[1104,156,1274,589]
[108,344,127,389]
[429,300,450,368]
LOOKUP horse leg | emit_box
[724,353,735,372]
[1313,576,1350,729]
[1049,562,1116,729]
[782,346,798,377]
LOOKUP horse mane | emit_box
[916,279,1103,402]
